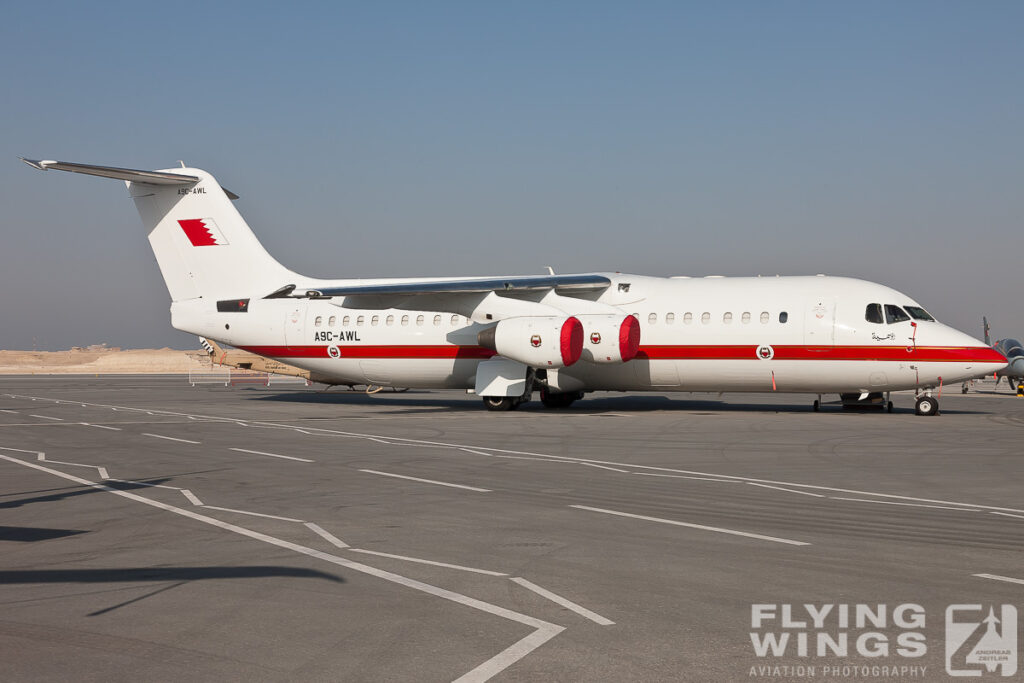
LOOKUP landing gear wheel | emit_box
[812,399,820,412]
[887,401,894,413]
[961,383,969,394]
[914,395,938,416]
[482,396,517,411]
[540,390,579,409]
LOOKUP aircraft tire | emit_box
[887,401,894,413]
[812,399,820,412]
[915,396,938,416]
[482,396,517,411]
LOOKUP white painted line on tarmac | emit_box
[21,391,1021,515]
[973,573,1024,586]
[142,433,200,444]
[510,577,614,625]
[35,451,109,480]
[29,414,63,421]
[350,549,507,576]
[990,511,1024,520]
[748,482,826,498]
[81,423,122,431]
[304,522,349,549]
[0,448,564,683]
[580,463,629,473]
[359,469,492,492]
[229,447,313,463]
[569,504,811,546]
[0,409,17,414]
[201,505,305,523]
[180,490,204,506]
[830,497,981,512]
[633,472,740,483]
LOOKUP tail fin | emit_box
[22,159,296,302]
[984,316,991,345]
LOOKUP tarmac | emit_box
[1,376,1022,682]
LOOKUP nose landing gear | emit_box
[914,394,939,416]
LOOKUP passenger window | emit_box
[328,315,336,326]
[760,311,769,324]
[416,315,424,326]
[741,312,751,324]
[385,315,394,326]
[433,314,442,326]
[701,312,711,324]
[779,312,788,324]
[648,313,657,324]
[371,315,380,326]
[865,304,884,324]
[314,316,323,327]
[451,315,460,325]
[723,312,733,324]
[665,312,675,325]
[885,305,911,324]
[684,312,693,325]
[342,316,350,326]
[356,315,365,326]
[401,315,409,326]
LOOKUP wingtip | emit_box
[19,157,52,171]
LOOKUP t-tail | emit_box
[20,158,296,303]
[983,316,991,346]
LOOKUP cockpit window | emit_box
[865,303,884,324]
[1004,340,1023,358]
[884,305,911,324]
[904,306,935,322]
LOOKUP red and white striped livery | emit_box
[23,158,1006,415]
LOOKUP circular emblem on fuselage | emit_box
[530,334,542,348]
[327,345,341,359]
[756,344,774,360]
[590,332,602,345]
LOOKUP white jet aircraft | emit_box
[22,158,1006,415]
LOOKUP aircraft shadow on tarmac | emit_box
[0,525,87,542]
[0,566,344,617]
[0,471,232,511]
[249,390,987,416]
[0,566,343,584]
[0,477,176,510]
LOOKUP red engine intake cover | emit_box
[619,315,641,362]
[560,317,584,366]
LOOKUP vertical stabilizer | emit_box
[21,158,297,303]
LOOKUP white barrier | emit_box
[188,369,230,386]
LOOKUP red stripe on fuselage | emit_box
[238,345,497,360]
[638,345,1006,363]
[238,344,1003,363]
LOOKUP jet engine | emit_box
[478,316,584,368]
[576,314,641,364]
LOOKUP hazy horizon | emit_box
[3,3,1022,350]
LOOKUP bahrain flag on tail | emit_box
[178,218,229,246]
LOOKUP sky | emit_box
[1,2,1022,350]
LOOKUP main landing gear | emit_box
[814,393,894,413]
[482,396,517,411]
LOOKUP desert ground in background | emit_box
[0,347,209,374]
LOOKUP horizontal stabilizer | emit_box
[19,158,199,186]
[299,274,611,298]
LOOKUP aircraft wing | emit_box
[270,274,611,298]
